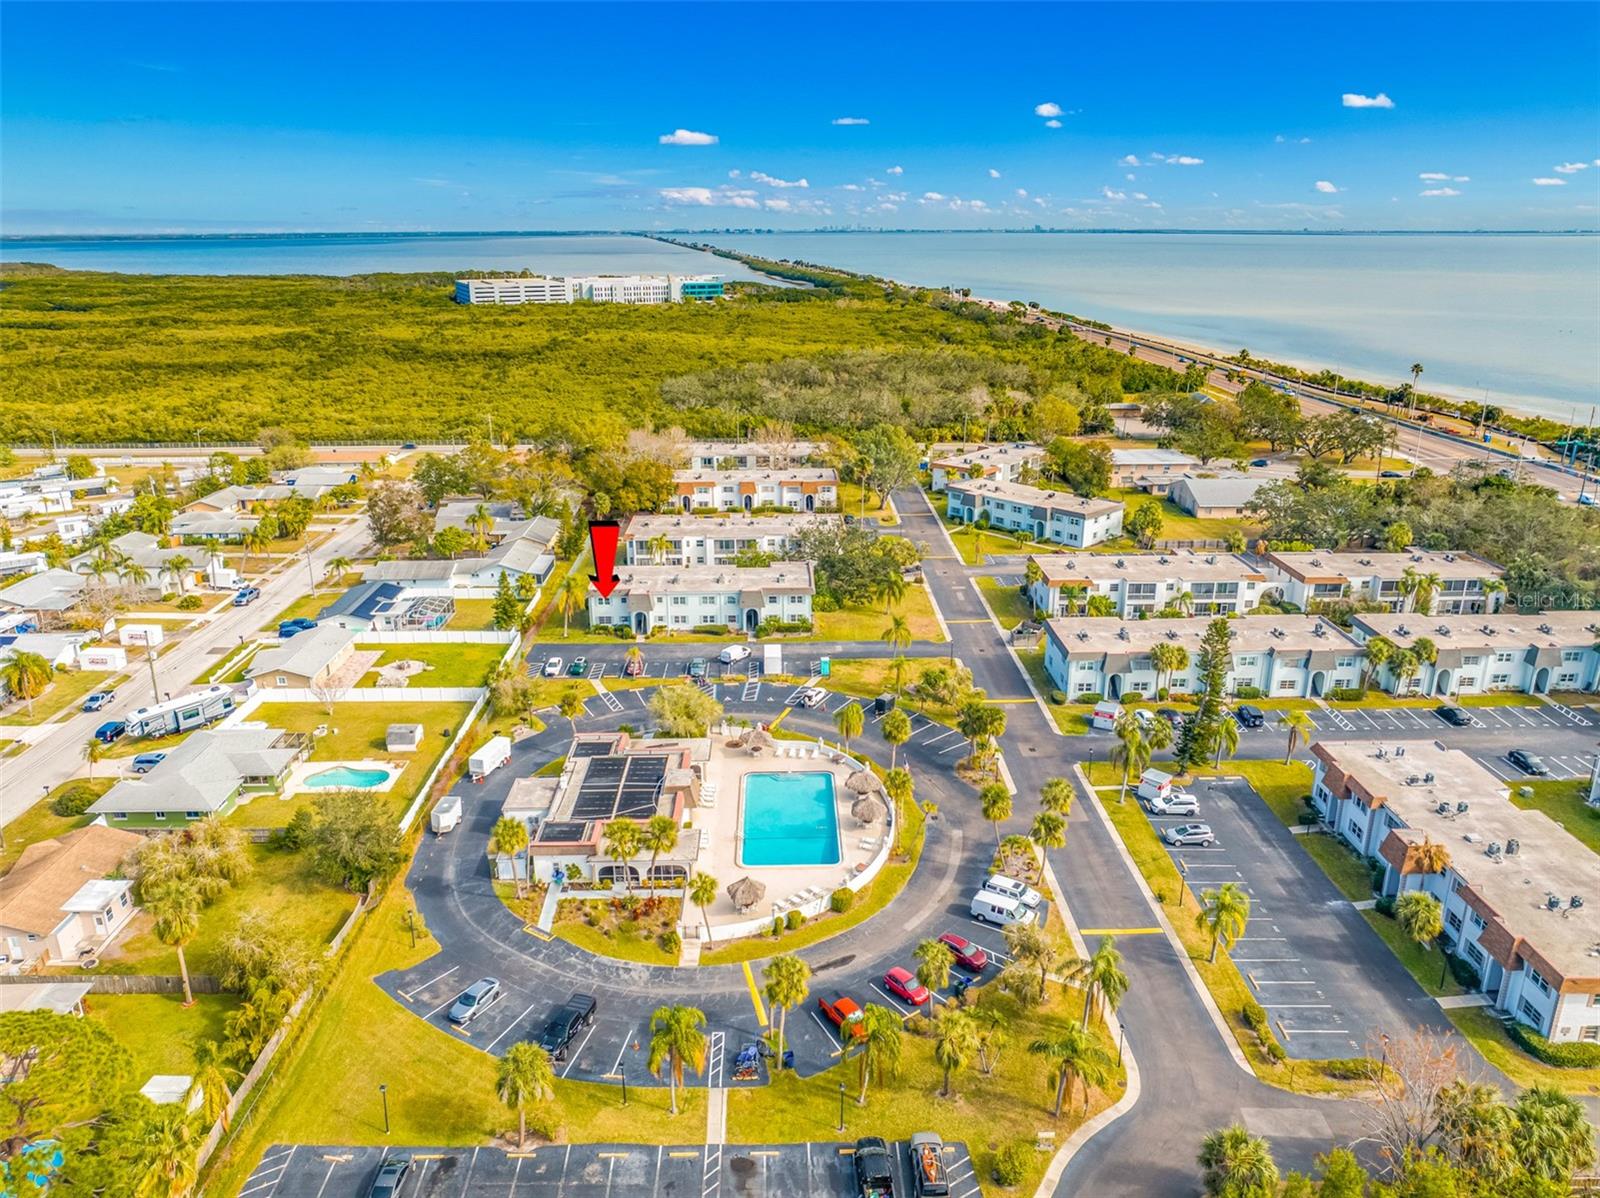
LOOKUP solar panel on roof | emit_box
[537,821,588,843]
[572,741,613,759]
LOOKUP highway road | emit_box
[0,516,373,824]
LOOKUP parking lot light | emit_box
[620,1061,628,1107]
[837,1081,846,1132]
[1117,1020,1126,1064]
[380,1083,389,1135]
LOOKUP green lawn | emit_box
[974,576,1033,630]
[87,993,241,1080]
[357,641,507,688]
[1098,489,1258,545]
[833,481,899,526]
[0,780,108,875]
[255,575,362,629]
[447,598,499,631]
[252,700,473,809]
[1359,911,1464,998]
[1509,779,1600,853]
[811,584,943,643]
[1013,648,1090,735]
[201,886,708,1198]
[727,986,1123,1196]
[0,669,118,726]
[1443,1006,1600,1094]
[1300,836,1374,902]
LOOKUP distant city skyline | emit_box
[3,2,1597,235]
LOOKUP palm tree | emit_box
[323,555,354,587]
[81,545,117,584]
[1410,362,1424,393]
[1004,922,1060,993]
[164,554,193,596]
[624,645,644,678]
[881,708,911,769]
[1398,566,1421,614]
[881,614,912,654]
[1409,837,1451,881]
[979,783,1012,847]
[1149,642,1189,694]
[888,654,911,696]
[1110,714,1148,806]
[133,1102,201,1198]
[1057,583,1087,617]
[147,878,203,1005]
[971,1006,1008,1076]
[1085,594,1118,617]
[648,533,672,565]
[1212,713,1240,768]
[497,1042,556,1150]
[187,1039,236,1130]
[1391,649,1420,696]
[647,1005,708,1116]
[1029,1025,1116,1118]
[1196,882,1251,964]
[762,954,811,1070]
[1278,709,1314,764]
[1362,635,1395,691]
[601,818,642,895]
[1396,891,1444,984]
[688,871,717,941]
[556,571,586,638]
[84,735,108,779]
[241,525,271,574]
[1142,716,1173,755]
[883,768,912,852]
[1198,1125,1279,1198]
[852,1004,903,1105]
[640,814,679,891]
[491,816,527,898]
[559,691,585,740]
[117,553,151,593]
[1480,577,1506,613]
[1412,572,1442,617]
[1064,936,1129,1030]
[931,1007,978,1098]
[913,938,955,1018]
[1172,590,1196,617]
[468,502,495,552]
[875,572,908,615]
[1040,777,1073,818]
[1030,809,1066,858]
[833,701,864,755]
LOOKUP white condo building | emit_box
[620,513,840,566]
[945,478,1124,549]
[1348,610,1600,697]
[587,562,815,636]
[453,275,724,305]
[1310,740,1600,1045]
[1265,549,1506,615]
[928,443,1045,491]
[1026,552,1269,618]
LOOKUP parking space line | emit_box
[869,982,914,1016]
[937,740,967,755]
[558,1023,598,1078]
[401,965,458,1002]
[486,997,542,1052]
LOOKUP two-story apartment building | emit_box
[1044,614,1363,700]
[1026,552,1269,618]
[945,479,1124,549]
[1108,448,1201,492]
[928,443,1045,491]
[683,440,822,470]
[1310,740,1600,1045]
[672,469,838,513]
[1265,549,1506,615]
[588,562,815,635]
[1348,610,1600,697]
[620,513,840,566]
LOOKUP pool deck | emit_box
[695,738,885,930]
[283,757,402,796]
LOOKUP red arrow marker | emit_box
[588,521,621,598]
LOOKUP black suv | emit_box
[853,1136,895,1198]
[1435,705,1472,728]
[537,993,597,1059]
[1231,704,1265,729]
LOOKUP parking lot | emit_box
[1319,699,1593,739]
[1144,777,1448,1059]
[239,1139,982,1197]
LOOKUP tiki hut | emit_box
[726,876,767,912]
[850,795,886,825]
[741,727,774,756]
[845,769,883,795]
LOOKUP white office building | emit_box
[587,562,815,636]
[945,478,1124,549]
[1027,552,1269,618]
[1310,740,1600,1045]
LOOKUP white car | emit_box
[1145,790,1200,817]
[983,873,1043,910]
[797,686,826,708]
[717,644,752,665]
[1163,823,1216,847]
[541,657,563,678]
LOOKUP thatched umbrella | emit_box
[742,727,774,756]
[726,877,766,912]
[851,794,886,825]
[845,769,883,795]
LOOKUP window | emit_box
[671,596,687,606]
[1470,911,1486,930]
[1518,998,1543,1025]
[1278,679,1297,691]
[119,892,129,907]
[1581,1026,1599,1042]
[1446,911,1462,932]
[112,812,127,822]
[1529,969,1551,996]
[276,676,288,686]
[154,811,167,820]
[102,907,114,921]
[1466,943,1484,967]
[186,811,202,820]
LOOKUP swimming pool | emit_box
[739,772,841,867]
[304,765,391,789]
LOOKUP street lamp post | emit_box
[1116,1021,1126,1064]
[619,1061,628,1107]
[837,1081,846,1132]
[379,1083,389,1135]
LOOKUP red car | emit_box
[883,966,930,1007]
[817,993,866,1038]
[937,932,988,973]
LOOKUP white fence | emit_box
[250,686,487,704]
[357,630,515,646]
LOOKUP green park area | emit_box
[357,641,507,688]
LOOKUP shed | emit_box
[386,723,424,752]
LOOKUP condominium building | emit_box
[1043,614,1362,700]
[587,562,815,635]
[1108,447,1201,492]
[1265,549,1506,615]
[945,478,1124,549]
[684,440,822,470]
[1309,740,1600,1045]
[672,469,838,513]
[1348,610,1600,697]
[928,443,1045,491]
[1026,552,1269,618]
[452,275,724,305]
[620,513,840,566]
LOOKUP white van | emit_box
[1091,701,1122,731]
[970,890,1036,927]
[1135,768,1175,804]
[983,873,1042,910]
[718,644,752,665]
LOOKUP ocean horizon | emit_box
[4,229,1595,425]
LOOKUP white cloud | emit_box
[1314,180,1340,194]
[874,202,899,213]
[831,117,870,126]
[659,187,715,205]
[1554,161,1589,174]
[886,165,904,175]
[1419,187,1461,197]
[1015,188,1028,198]
[658,185,759,208]
[842,183,863,192]
[658,128,718,146]
[1532,177,1567,186]
[1101,186,1127,201]
[1170,155,1204,166]
[1342,92,1394,109]
[750,171,809,189]
[764,198,792,211]
[921,191,945,201]
[988,168,1001,179]
[727,195,760,209]
[1044,119,1062,129]
[1118,154,1141,167]
[1034,102,1062,118]
[1420,172,1470,182]
[1131,192,1148,201]
[1275,135,1312,144]
[1125,174,1136,182]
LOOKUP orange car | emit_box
[817,993,866,1039]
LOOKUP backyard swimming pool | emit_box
[739,772,840,867]
[304,765,391,789]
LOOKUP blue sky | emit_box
[3,2,1597,233]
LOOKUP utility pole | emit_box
[144,644,159,703]
[303,543,317,594]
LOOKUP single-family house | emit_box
[170,510,260,542]
[0,825,143,966]
[89,726,309,823]
[588,561,815,636]
[945,478,1124,549]
[0,569,86,619]
[249,623,361,689]
[0,551,46,579]
[1108,448,1201,492]
[316,581,455,632]
[279,467,359,489]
